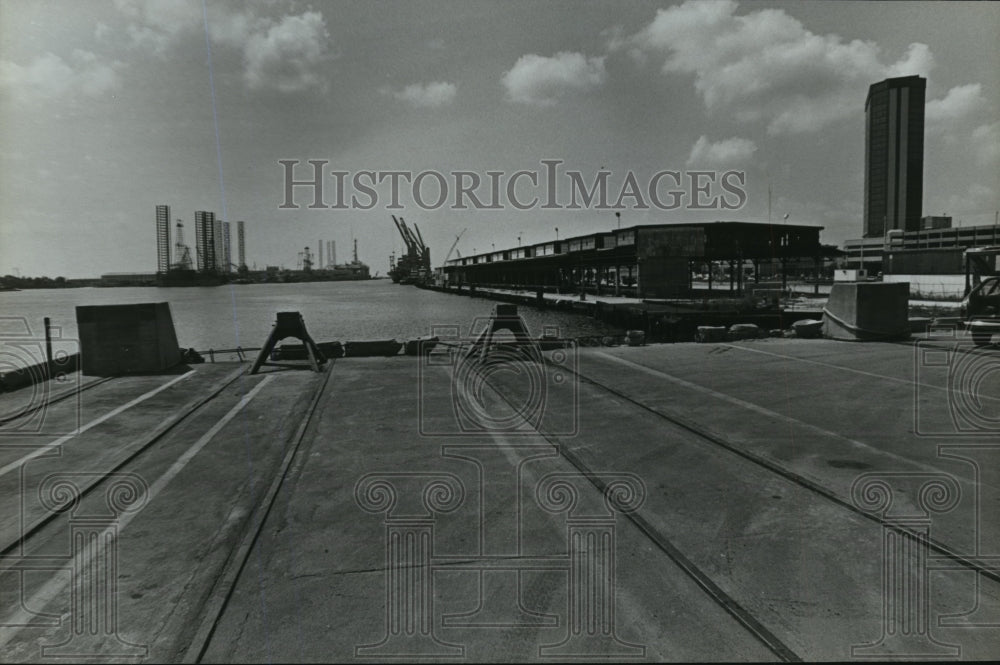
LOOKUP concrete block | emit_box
[793,319,823,339]
[822,282,910,341]
[344,340,403,357]
[908,317,932,334]
[76,302,181,376]
[696,326,727,343]
[728,323,761,340]
[404,337,439,356]
[275,341,343,360]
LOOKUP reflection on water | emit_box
[1,281,624,351]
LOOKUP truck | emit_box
[961,246,1000,346]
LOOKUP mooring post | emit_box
[249,311,326,374]
[465,304,540,364]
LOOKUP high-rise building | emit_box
[194,211,216,273]
[863,75,926,237]
[237,221,246,269]
[155,205,171,273]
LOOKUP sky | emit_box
[1,0,998,278]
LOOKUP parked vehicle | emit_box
[960,246,1000,345]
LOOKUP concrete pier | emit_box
[1,337,998,661]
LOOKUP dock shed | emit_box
[442,221,825,298]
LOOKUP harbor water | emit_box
[0,281,624,352]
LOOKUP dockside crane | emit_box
[410,220,431,276]
[412,223,427,254]
[444,228,467,264]
[390,215,432,283]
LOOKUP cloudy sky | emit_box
[1,0,998,278]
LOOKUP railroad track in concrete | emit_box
[0,367,247,559]
[472,348,996,661]
[561,354,1000,588]
[0,374,114,428]
[476,361,801,661]
[177,361,334,663]
[0,363,323,662]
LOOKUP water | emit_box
[0,281,623,351]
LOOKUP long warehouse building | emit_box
[443,221,826,299]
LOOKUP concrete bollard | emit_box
[695,326,727,343]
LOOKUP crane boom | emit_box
[388,214,433,284]
[395,216,418,253]
[444,228,467,263]
[412,223,427,252]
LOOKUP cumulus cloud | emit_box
[941,181,996,222]
[502,51,606,106]
[623,0,934,134]
[0,50,122,102]
[114,0,201,54]
[244,12,330,93]
[971,122,1000,167]
[926,83,985,124]
[112,0,331,93]
[387,81,457,108]
[686,135,757,166]
[94,22,112,41]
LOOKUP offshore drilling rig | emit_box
[389,215,431,284]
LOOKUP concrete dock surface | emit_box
[1,337,998,661]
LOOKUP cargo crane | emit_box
[389,215,431,284]
[444,228,467,264]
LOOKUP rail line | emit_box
[179,360,335,663]
[0,362,333,661]
[562,353,1000,585]
[0,366,246,558]
[476,358,802,661]
[479,348,998,661]
[0,375,114,428]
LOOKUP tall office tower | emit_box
[318,239,324,268]
[155,205,171,273]
[194,211,217,272]
[237,221,246,269]
[863,75,926,237]
[330,240,336,266]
